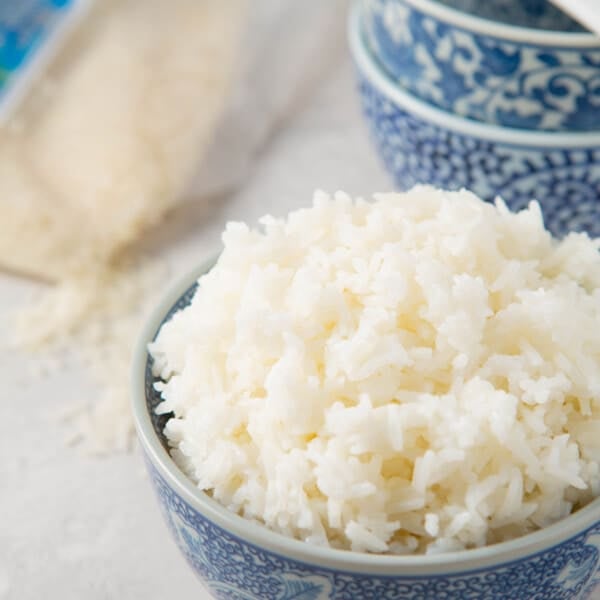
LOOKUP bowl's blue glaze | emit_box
[133,264,600,600]
[352,3,600,239]
[146,458,600,599]
[362,0,600,131]
[358,76,600,237]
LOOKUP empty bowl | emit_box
[361,0,600,130]
[351,1,600,238]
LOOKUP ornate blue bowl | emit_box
[352,2,600,239]
[132,260,600,600]
[361,0,600,131]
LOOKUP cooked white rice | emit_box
[149,187,600,554]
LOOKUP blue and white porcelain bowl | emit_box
[132,261,600,600]
[361,0,600,130]
[351,2,600,239]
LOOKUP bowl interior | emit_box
[388,0,599,45]
[144,280,199,452]
[436,0,584,31]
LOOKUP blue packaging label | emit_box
[0,0,86,122]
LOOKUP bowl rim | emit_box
[394,0,599,46]
[351,1,600,146]
[132,258,600,576]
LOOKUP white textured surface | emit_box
[0,63,389,599]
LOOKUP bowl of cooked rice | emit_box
[132,187,600,599]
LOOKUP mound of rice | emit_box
[149,187,600,554]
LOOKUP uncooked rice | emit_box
[149,187,600,554]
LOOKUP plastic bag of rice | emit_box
[149,186,600,554]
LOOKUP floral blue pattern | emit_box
[362,0,600,131]
[146,457,600,599]
[357,72,600,239]
[143,286,600,600]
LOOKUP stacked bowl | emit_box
[352,0,600,237]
